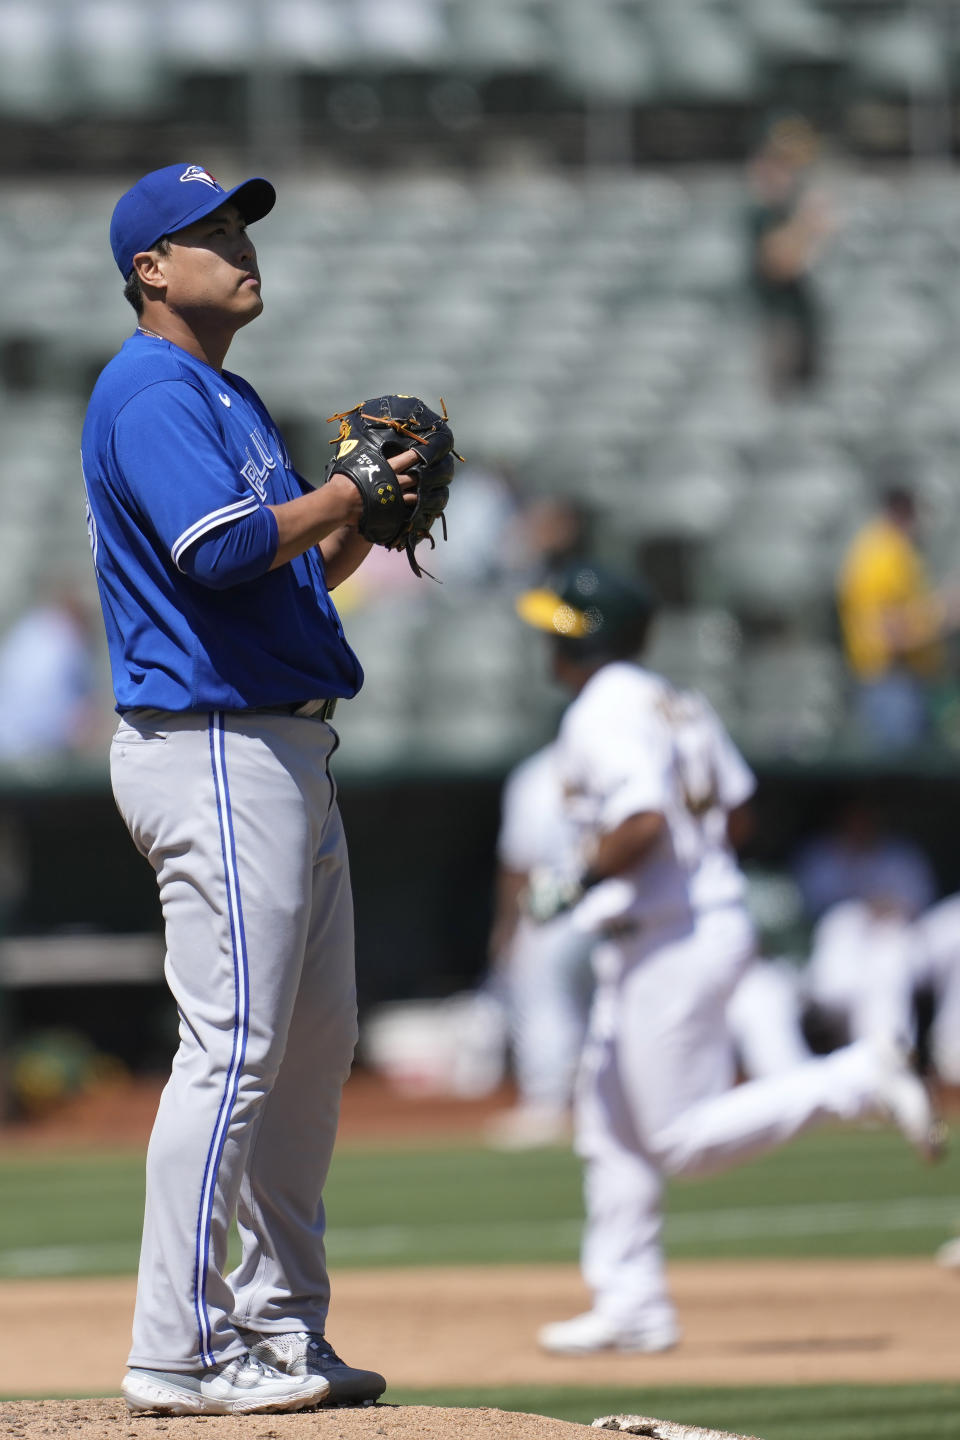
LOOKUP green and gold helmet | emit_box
[516,562,658,660]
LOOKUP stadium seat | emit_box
[68,1,166,113]
[681,375,778,447]
[645,606,744,688]
[0,1,61,118]
[163,0,256,69]
[844,12,948,97]
[605,440,748,542]
[699,526,837,624]
[551,0,659,103]
[656,221,748,296]
[447,0,552,74]
[897,354,960,442]
[353,0,452,68]
[739,0,842,62]
[263,0,352,67]
[647,0,758,102]
[737,640,848,756]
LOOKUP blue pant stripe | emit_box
[193,712,251,1367]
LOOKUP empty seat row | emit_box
[0,0,957,116]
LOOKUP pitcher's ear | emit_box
[132,249,167,290]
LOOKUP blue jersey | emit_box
[81,331,363,712]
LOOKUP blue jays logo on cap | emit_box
[110,162,276,279]
[179,165,221,190]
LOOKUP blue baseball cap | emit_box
[110,163,276,279]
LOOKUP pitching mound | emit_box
[0,1402,757,1440]
[0,1401,595,1440]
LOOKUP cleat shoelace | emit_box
[219,1355,273,1388]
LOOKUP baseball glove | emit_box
[324,394,462,576]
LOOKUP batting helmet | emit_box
[516,562,659,661]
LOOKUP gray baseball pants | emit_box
[110,708,358,1373]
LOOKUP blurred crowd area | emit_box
[4,4,960,777]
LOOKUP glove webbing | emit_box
[327,398,464,462]
[326,400,463,577]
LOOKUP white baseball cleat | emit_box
[121,1352,331,1415]
[869,1037,947,1163]
[247,1331,386,1406]
[538,1310,680,1356]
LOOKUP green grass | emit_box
[380,1384,960,1440]
[0,1152,145,1275]
[1,1126,958,1277]
[321,1127,960,1265]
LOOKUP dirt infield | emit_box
[2,1257,959,1399]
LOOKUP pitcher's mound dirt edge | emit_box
[0,1400,604,1440]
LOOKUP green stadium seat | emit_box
[739,0,842,62]
[648,0,758,102]
[737,640,848,756]
[552,0,659,103]
[0,1,61,118]
[844,13,948,97]
[699,526,836,623]
[163,0,257,71]
[448,0,552,74]
[353,0,452,69]
[262,0,353,67]
[645,606,744,686]
[68,1,166,114]
[603,439,748,541]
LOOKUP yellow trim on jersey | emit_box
[516,588,593,637]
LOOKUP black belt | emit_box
[245,698,338,721]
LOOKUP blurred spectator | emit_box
[791,798,936,1055]
[484,741,594,1150]
[0,589,101,762]
[744,113,835,398]
[837,486,955,749]
[791,796,936,923]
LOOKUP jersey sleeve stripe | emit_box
[171,497,263,569]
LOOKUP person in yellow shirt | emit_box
[838,488,950,747]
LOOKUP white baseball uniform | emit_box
[555,661,910,1340]
[805,898,920,1053]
